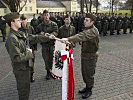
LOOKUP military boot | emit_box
[79,87,87,94]
[82,87,92,99]
[30,73,35,83]
[46,70,50,80]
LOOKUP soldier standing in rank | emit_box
[4,12,51,100]
[129,14,133,33]
[56,12,64,28]
[60,13,99,99]
[116,13,123,35]
[102,13,109,36]
[123,13,130,34]
[30,14,39,51]
[30,14,39,34]
[58,14,75,48]
[37,10,58,80]
[78,12,85,32]
[95,13,102,34]
[109,13,116,35]
[0,16,7,42]
[19,14,36,82]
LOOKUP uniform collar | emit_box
[85,25,94,30]
[43,20,51,25]
[10,28,26,39]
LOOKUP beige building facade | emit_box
[20,0,36,14]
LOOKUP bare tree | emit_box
[92,0,100,14]
[89,0,92,13]
[108,0,119,14]
[1,0,27,13]
[126,0,133,15]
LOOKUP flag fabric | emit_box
[51,40,75,100]
[61,49,74,100]
[51,40,66,79]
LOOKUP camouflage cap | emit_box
[86,13,96,22]
[3,12,19,22]
[20,14,27,20]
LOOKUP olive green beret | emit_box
[43,9,49,14]
[3,12,19,22]
[86,13,96,22]
[20,14,27,20]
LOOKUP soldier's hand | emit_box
[45,33,51,37]
[27,48,32,53]
[49,34,56,39]
[26,48,34,59]
[40,32,44,35]
[60,38,70,44]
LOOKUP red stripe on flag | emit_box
[67,50,75,100]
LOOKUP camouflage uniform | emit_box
[109,14,116,35]
[95,15,102,34]
[19,24,36,82]
[58,25,75,38]
[37,20,58,74]
[6,29,33,100]
[116,14,123,35]
[102,15,109,36]
[129,15,133,33]
[68,25,99,89]
[122,14,130,34]
[0,16,6,42]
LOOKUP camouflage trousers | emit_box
[13,69,30,100]
[42,45,54,71]
[81,55,98,88]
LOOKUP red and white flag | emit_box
[51,40,75,100]
[61,49,75,100]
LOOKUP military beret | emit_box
[86,13,96,22]
[3,12,19,22]
[20,14,27,20]
[43,9,49,14]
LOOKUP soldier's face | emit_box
[64,17,71,25]
[43,13,50,21]
[84,18,93,28]
[12,18,21,29]
[21,19,28,26]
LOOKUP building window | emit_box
[30,7,32,11]
[25,7,27,11]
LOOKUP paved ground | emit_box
[1,32,133,100]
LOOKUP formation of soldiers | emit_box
[95,13,133,36]
[30,12,133,37]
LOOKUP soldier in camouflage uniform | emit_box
[60,13,99,99]
[4,12,51,100]
[109,13,116,35]
[95,13,102,34]
[58,14,75,38]
[102,13,109,36]
[19,14,36,83]
[129,14,133,33]
[37,10,58,80]
[30,14,39,51]
[123,13,130,34]
[58,14,76,48]
[0,16,7,42]
[116,13,123,35]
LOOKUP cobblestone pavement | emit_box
[1,33,133,100]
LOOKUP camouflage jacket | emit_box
[6,28,49,70]
[58,25,75,38]
[37,20,58,46]
[68,25,99,58]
